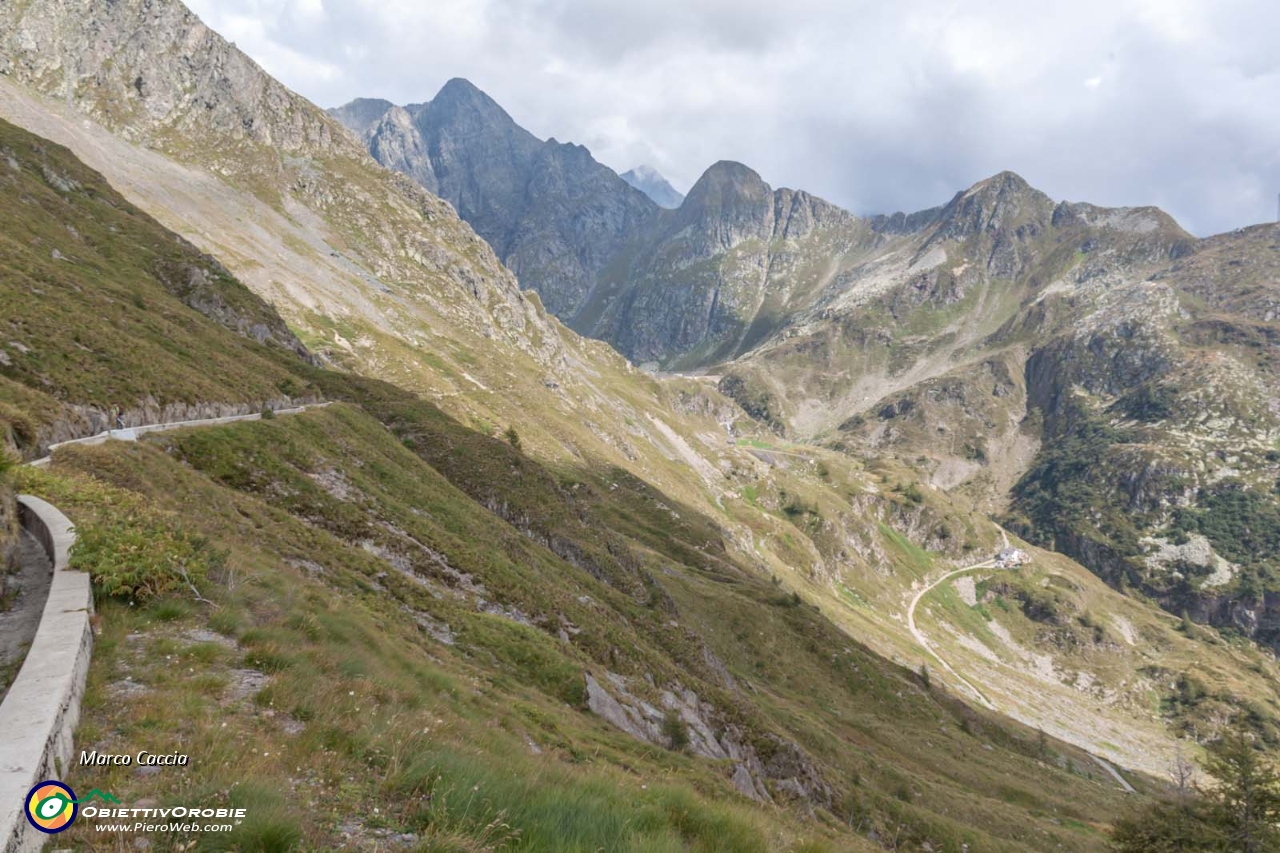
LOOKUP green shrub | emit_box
[896,482,925,505]
[1109,382,1178,423]
[661,708,690,752]
[1174,480,1280,571]
[70,516,224,602]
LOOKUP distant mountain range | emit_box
[333,80,1280,656]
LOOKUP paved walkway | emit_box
[0,531,53,700]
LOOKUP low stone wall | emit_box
[0,496,92,853]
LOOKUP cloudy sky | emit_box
[186,0,1279,236]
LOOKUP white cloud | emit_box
[184,0,1280,235]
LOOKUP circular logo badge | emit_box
[25,781,77,834]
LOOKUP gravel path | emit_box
[906,559,999,710]
[0,531,52,699]
[905,536,1136,793]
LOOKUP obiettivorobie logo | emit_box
[24,782,119,834]
[24,781,245,837]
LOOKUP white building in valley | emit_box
[995,547,1031,568]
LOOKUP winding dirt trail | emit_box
[906,559,1000,710]
[905,529,1136,793]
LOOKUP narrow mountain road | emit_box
[27,402,332,467]
[906,559,1000,710]
[905,530,1136,793]
[1092,755,1137,794]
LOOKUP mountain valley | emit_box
[1,1,1278,850]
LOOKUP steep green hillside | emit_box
[0,117,315,448]
[4,6,1279,850]
[23,403,1144,852]
[0,110,1156,851]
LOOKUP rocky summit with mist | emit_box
[621,164,685,209]
[1,1,1279,851]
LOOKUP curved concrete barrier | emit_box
[0,496,92,853]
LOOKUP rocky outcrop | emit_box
[363,105,438,194]
[153,250,313,362]
[0,0,351,159]
[584,670,831,807]
[584,161,870,366]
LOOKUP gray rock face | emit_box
[0,0,353,159]
[365,105,438,193]
[621,165,684,209]
[583,670,829,807]
[331,79,660,317]
[579,161,870,366]
[328,98,395,138]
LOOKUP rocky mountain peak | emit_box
[426,77,516,129]
[0,0,358,161]
[934,170,1056,239]
[621,165,684,208]
[684,160,771,204]
[671,161,856,254]
[676,161,773,236]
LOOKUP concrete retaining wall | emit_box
[0,496,92,853]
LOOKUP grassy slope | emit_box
[0,113,1140,850]
[3,4,1264,789]
[8,54,1280,849]
[20,405,1136,851]
[0,117,315,446]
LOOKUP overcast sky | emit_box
[186,0,1279,236]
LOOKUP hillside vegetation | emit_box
[0,112,1149,851]
[1,3,1279,850]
